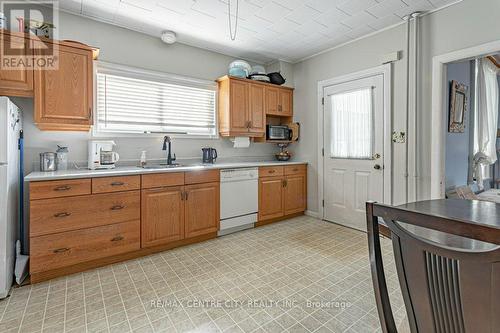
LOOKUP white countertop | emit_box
[25,160,308,182]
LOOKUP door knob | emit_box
[374,164,382,170]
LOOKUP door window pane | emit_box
[330,88,373,159]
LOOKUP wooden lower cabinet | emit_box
[185,182,220,238]
[258,165,307,222]
[284,174,307,215]
[259,177,285,221]
[142,182,220,247]
[30,220,140,273]
[141,186,185,248]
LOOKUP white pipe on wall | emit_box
[404,14,411,204]
[404,12,421,203]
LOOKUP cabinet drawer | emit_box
[285,164,306,176]
[30,178,91,200]
[259,166,284,178]
[30,220,140,273]
[185,170,220,185]
[92,175,140,194]
[30,191,140,236]
[142,172,184,189]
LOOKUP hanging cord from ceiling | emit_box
[228,0,239,41]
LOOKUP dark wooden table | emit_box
[374,199,500,245]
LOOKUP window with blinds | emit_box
[95,63,217,137]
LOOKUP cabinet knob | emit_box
[54,185,71,191]
[374,164,382,170]
[53,248,70,254]
[54,212,71,218]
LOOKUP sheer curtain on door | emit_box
[330,87,373,159]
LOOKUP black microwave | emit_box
[266,125,292,140]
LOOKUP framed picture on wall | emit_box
[449,80,468,133]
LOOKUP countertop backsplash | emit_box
[13,98,292,173]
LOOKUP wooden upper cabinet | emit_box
[184,182,219,238]
[284,174,306,215]
[34,41,93,131]
[279,89,293,116]
[259,177,285,221]
[141,186,185,248]
[229,79,249,134]
[248,83,265,134]
[0,32,34,97]
[265,86,280,115]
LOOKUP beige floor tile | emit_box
[0,216,409,333]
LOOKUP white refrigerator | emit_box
[0,97,21,299]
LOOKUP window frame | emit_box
[92,61,219,139]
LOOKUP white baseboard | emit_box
[305,210,319,218]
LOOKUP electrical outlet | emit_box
[392,131,406,143]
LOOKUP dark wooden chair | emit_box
[366,200,500,333]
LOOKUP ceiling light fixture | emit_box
[161,30,177,44]
[228,0,239,41]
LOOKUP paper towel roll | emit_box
[232,137,250,148]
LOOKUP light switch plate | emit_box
[392,131,406,143]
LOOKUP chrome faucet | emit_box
[162,136,176,165]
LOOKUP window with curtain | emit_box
[95,63,217,137]
[330,88,373,159]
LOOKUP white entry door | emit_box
[323,74,385,231]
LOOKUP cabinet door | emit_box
[284,175,306,215]
[229,80,249,133]
[265,86,280,115]
[0,33,33,96]
[34,43,93,131]
[141,187,184,248]
[185,182,219,238]
[259,177,284,221]
[248,83,265,135]
[279,89,293,116]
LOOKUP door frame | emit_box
[430,40,500,199]
[317,64,392,220]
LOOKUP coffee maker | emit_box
[88,140,120,170]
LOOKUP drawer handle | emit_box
[293,168,298,172]
[53,248,69,253]
[111,235,124,242]
[110,182,125,186]
[54,185,71,191]
[268,170,276,174]
[111,205,125,211]
[54,212,71,218]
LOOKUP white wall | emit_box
[17,11,279,173]
[293,0,500,214]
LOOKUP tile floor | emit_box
[0,216,409,333]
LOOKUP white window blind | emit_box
[95,64,216,136]
[330,88,373,159]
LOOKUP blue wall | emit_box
[445,61,472,189]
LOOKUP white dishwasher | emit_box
[219,168,258,236]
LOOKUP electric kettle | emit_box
[202,148,217,164]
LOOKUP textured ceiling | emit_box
[59,0,461,63]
